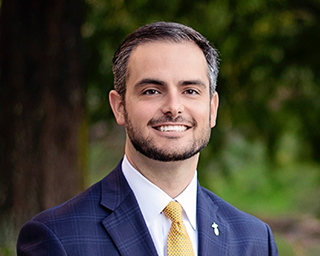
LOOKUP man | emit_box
[17,22,279,255]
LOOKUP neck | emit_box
[125,144,199,198]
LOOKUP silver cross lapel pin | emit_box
[212,222,219,236]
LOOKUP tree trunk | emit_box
[0,0,87,229]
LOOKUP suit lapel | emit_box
[100,162,158,256]
[197,183,229,256]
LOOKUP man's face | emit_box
[112,41,218,162]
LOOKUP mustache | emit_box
[147,115,197,127]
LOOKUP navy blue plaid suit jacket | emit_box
[17,160,278,255]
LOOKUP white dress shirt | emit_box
[122,155,198,256]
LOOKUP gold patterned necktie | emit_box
[163,201,195,256]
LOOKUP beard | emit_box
[124,108,211,162]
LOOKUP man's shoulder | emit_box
[32,161,125,225]
[199,185,266,225]
[198,185,278,255]
[32,178,104,225]
[17,163,129,255]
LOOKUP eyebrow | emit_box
[134,78,166,88]
[134,78,207,88]
[179,79,207,88]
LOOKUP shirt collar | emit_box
[121,155,197,230]
[174,172,197,230]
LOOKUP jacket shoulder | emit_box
[198,186,279,255]
[17,164,125,255]
[200,186,263,223]
[33,179,104,224]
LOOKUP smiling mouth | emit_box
[154,125,189,132]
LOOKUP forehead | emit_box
[126,41,208,84]
[129,40,206,64]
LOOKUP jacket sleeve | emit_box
[266,224,279,256]
[17,220,67,256]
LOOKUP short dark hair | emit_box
[112,21,219,100]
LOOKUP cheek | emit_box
[126,103,154,125]
[190,104,210,123]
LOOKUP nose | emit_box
[161,90,183,117]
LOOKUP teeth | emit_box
[159,125,187,132]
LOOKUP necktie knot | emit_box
[163,201,183,223]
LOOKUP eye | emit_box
[184,89,199,95]
[143,89,160,95]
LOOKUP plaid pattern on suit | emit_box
[17,160,278,255]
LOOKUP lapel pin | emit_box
[212,222,219,236]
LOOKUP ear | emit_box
[210,91,219,128]
[109,90,126,126]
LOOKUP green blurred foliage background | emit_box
[1,0,320,255]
